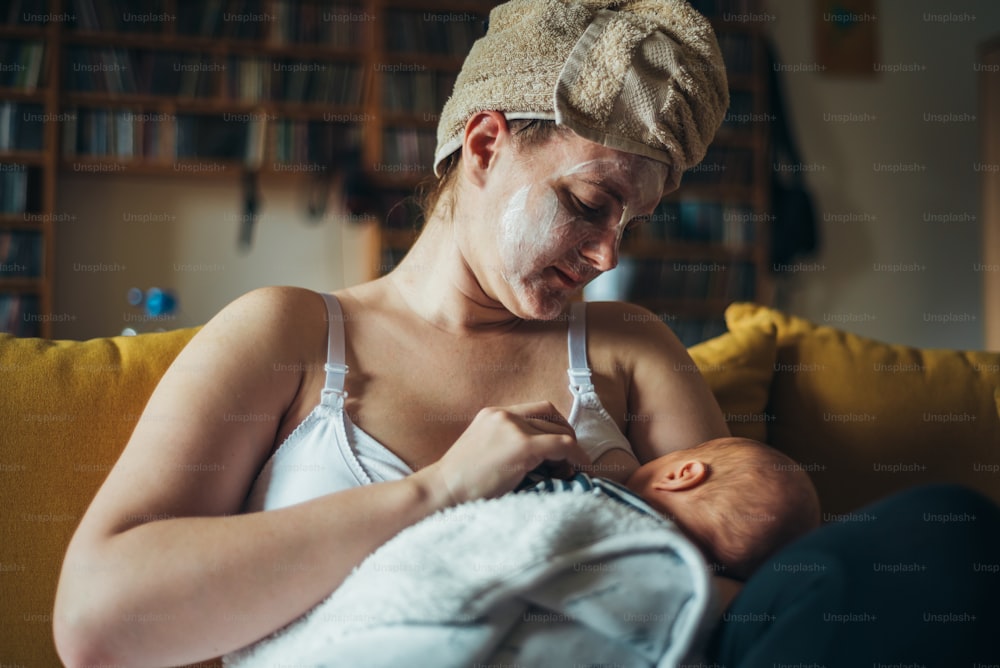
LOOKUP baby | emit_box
[522,436,821,581]
[624,436,822,580]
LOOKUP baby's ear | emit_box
[652,460,708,492]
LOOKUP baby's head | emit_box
[626,437,820,580]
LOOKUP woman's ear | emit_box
[652,459,708,492]
[460,111,508,187]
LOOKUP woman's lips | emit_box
[551,265,585,289]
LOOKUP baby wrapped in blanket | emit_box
[224,437,819,667]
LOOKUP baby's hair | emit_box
[683,439,820,580]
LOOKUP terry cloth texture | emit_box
[223,477,717,667]
[433,0,730,191]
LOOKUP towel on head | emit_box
[433,0,730,191]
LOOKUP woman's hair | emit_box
[415,118,571,223]
[682,440,821,580]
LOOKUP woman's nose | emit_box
[579,228,620,272]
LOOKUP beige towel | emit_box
[434,0,730,191]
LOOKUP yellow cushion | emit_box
[726,303,1000,516]
[0,328,199,667]
[688,321,778,442]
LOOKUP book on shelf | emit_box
[382,70,457,115]
[65,46,222,97]
[225,55,269,102]
[175,113,248,161]
[174,0,269,40]
[69,0,171,34]
[261,58,365,106]
[384,9,488,57]
[271,118,360,168]
[0,292,41,337]
[61,107,167,159]
[5,0,54,26]
[269,1,365,48]
[0,102,45,152]
[0,40,45,91]
[0,164,41,214]
[60,107,365,167]
[0,230,43,277]
[380,127,435,173]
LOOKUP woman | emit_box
[54,1,1000,666]
[54,1,734,664]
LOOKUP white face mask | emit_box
[494,146,668,319]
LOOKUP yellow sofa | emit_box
[2,302,998,666]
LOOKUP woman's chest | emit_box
[275,318,630,474]
[344,340,581,471]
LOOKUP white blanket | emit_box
[224,485,718,668]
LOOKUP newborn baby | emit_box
[227,436,812,667]
[523,436,821,581]
[624,436,822,580]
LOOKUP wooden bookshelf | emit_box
[0,1,62,337]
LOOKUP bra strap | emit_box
[567,301,595,393]
[319,292,349,405]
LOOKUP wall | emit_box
[52,172,374,339]
[763,0,1000,350]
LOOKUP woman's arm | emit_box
[588,301,730,463]
[54,287,587,667]
[52,287,443,665]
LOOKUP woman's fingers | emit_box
[503,401,576,434]
[424,401,592,504]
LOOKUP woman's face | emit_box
[480,133,669,320]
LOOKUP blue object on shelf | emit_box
[144,287,177,317]
[126,287,144,306]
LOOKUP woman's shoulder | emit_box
[582,301,684,347]
[581,300,690,372]
[222,284,328,317]
[197,285,332,358]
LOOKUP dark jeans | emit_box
[708,484,1000,668]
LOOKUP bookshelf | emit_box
[0,0,502,336]
[0,4,61,337]
[57,1,372,174]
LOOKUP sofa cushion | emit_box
[687,320,778,442]
[0,328,199,667]
[726,303,1000,517]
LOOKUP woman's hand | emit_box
[416,401,591,505]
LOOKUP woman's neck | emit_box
[386,216,524,335]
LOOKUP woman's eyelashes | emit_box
[560,188,612,222]
[573,196,604,218]
[570,193,649,235]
